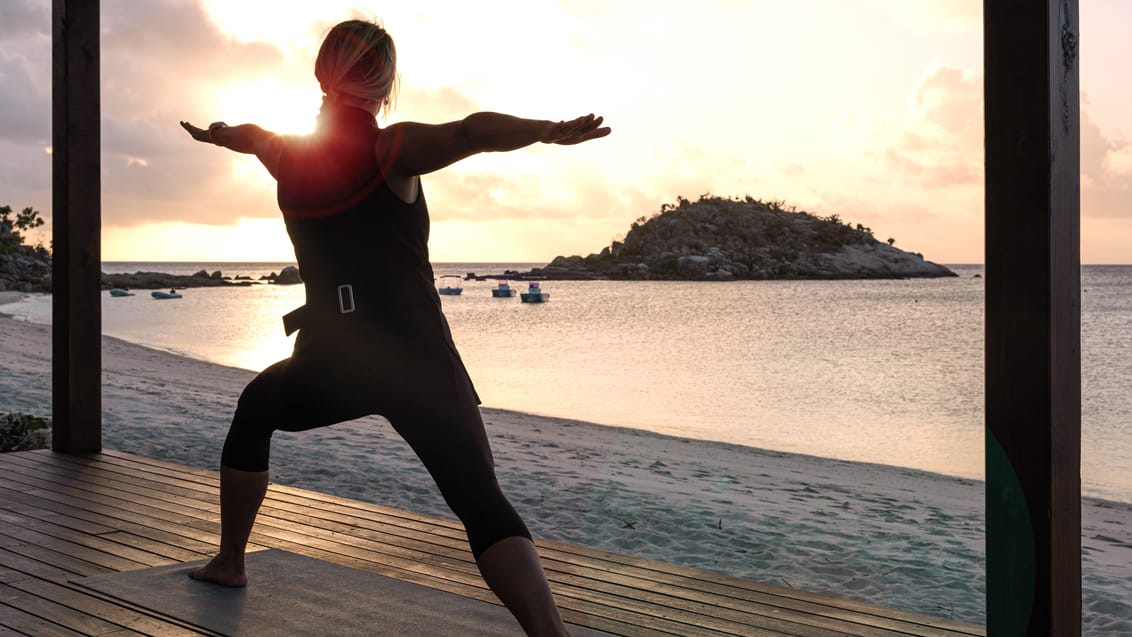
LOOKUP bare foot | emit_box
[188,555,247,587]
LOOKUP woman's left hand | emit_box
[541,114,611,146]
[180,121,228,144]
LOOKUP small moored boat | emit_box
[151,290,182,299]
[437,275,463,296]
[491,280,516,298]
[520,281,549,303]
[109,288,134,297]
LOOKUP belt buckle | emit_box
[337,284,356,314]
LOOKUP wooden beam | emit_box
[51,0,102,453]
[984,1,1081,635]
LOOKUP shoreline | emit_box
[1,314,1131,631]
[0,290,27,309]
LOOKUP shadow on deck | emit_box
[0,450,986,636]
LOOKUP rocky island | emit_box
[525,195,956,281]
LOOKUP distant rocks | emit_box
[0,246,51,292]
[272,265,302,285]
[101,269,253,291]
[102,266,305,289]
[525,195,957,281]
[0,250,306,292]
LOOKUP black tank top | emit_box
[273,104,479,403]
[277,104,441,318]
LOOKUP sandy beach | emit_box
[2,309,1130,633]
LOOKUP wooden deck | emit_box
[0,450,986,636]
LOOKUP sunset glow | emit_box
[1,1,1129,263]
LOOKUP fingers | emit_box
[556,127,611,145]
[549,114,610,145]
[179,120,211,143]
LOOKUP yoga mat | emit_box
[75,549,607,636]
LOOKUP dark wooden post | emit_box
[984,0,1081,635]
[51,0,102,453]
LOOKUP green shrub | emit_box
[1,412,52,452]
[0,205,46,254]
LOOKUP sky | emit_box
[1,0,1130,264]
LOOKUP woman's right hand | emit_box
[540,114,611,145]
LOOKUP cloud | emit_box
[0,0,49,39]
[873,66,983,190]
[0,0,528,236]
[870,64,1131,223]
[427,161,654,229]
[0,0,291,230]
[1104,146,1132,178]
[0,49,48,143]
[1081,113,1132,220]
[779,164,805,179]
[393,86,481,124]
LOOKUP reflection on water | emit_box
[5,264,1131,502]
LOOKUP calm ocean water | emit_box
[6,262,1131,503]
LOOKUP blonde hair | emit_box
[314,20,398,116]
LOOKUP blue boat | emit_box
[437,275,463,296]
[520,281,550,303]
[491,281,516,298]
[109,288,134,297]
[151,290,182,299]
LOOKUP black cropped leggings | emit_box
[219,350,530,559]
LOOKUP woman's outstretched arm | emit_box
[180,121,284,178]
[380,112,610,177]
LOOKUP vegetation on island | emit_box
[0,204,52,292]
[532,194,956,280]
[0,204,46,255]
[1,412,51,452]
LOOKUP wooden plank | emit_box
[90,452,984,636]
[0,454,220,525]
[0,582,127,636]
[0,456,474,577]
[0,521,150,574]
[10,578,203,637]
[2,501,118,536]
[983,1,1082,636]
[0,602,88,637]
[142,461,973,635]
[0,487,218,556]
[0,532,115,580]
[0,468,266,567]
[0,547,78,584]
[0,451,984,636]
[0,508,183,567]
[23,456,934,636]
[0,476,243,568]
[3,457,778,636]
[0,534,115,583]
[101,450,982,634]
[2,466,674,636]
[51,0,102,453]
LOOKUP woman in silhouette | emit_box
[181,18,609,637]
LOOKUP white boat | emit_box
[520,281,549,303]
[491,280,516,298]
[437,275,463,296]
